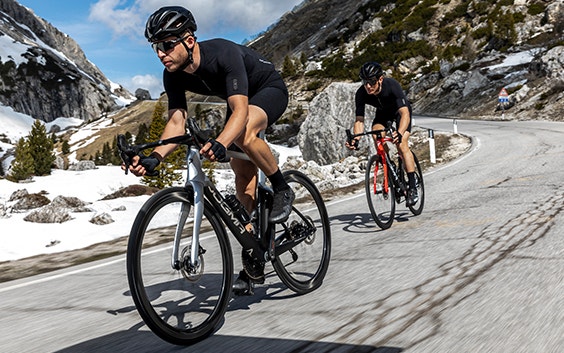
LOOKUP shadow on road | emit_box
[54,329,404,353]
[329,211,414,234]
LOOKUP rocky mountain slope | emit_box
[0,0,133,123]
[251,0,564,121]
[1,0,563,172]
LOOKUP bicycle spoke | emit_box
[272,171,331,294]
[127,187,233,345]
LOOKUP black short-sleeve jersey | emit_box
[354,77,411,122]
[164,38,285,111]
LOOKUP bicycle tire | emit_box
[407,153,425,215]
[366,154,396,229]
[127,186,233,346]
[271,170,331,294]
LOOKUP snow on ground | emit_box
[0,144,302,262]
[0,166,150,261]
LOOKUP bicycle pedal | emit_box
[232,280,254,296]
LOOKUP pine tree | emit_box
[142,98,184,188]
[61,139,70,154]
[135,123,149,144]
[8,137,34,182]
[27,120,55,176]
[102,142,113,165]
[282,55,296,78]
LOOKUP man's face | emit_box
[363,76,383,95]
[152,35,193,72]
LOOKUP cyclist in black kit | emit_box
[127,6,294,293]
[345,62,419,206]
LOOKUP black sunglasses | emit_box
[362,77,379,86]
[151,36,188,53]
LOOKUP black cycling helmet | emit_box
[359,61,383,80]
[144,6,197,42]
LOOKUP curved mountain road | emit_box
[1,117,563,352]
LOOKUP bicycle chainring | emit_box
[241,250,265,281]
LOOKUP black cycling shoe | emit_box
[269,187,295,223]
[232,270,254,296]
[406,188,419,206]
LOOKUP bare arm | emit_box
[393,106,410,143]
[200,94,248,161]
[127,108,187,176]
[396,106,410,136]
[345,115,366,150]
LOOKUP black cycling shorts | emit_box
[226,85,288,127]
[371,115,412,133]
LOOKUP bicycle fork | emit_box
[172,146,205,271]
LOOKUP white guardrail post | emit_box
[428,129,436,164]
[453,118,458,134]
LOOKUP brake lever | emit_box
[345,129,359,150]
[117,134,137,175]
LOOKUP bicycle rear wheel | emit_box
[127,187,233,346]
[271,170,331,294]
[407,153,425,215]
[366,154,396,229]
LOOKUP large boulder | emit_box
[298,82,374,165]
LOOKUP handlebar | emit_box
[117,118,213,176]
[345,121,400,149]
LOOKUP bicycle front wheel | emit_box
[127,186,233,346]
[407,152,425,215]
[272,170,331,294]
[366,154,396,229]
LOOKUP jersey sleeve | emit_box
[390,80,409,110]
[354,86,366,117]
[163,70,188,111]
[221,46,249,98]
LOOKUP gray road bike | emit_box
[117,118,331,345]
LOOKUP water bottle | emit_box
[224,194,251,224]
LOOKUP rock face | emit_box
[135,88,152,101]
[298,82,375,165]
[0,0,133,122]
[6,189,93,223]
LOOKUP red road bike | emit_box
[346,123,424,229]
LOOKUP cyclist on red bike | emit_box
[127,6,295,293]
[345,61,419,206]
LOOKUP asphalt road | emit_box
[1,117,563,353]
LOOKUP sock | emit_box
[407,172,416,190]
[267,169,289,193]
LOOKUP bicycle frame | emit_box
[374,133,392,195]
[174,132,272,272]
[346,126,407,199]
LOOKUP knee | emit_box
[398,141,410,154]
[239,132,258,151]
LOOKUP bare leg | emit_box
[398,131,415,173]
[230,158,257,213]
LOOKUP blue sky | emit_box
[17,0,302,98]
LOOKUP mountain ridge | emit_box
[251,0,563,120]
[0,0,133,123]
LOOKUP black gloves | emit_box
[138,153,160,176]
[207,139,228,162]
